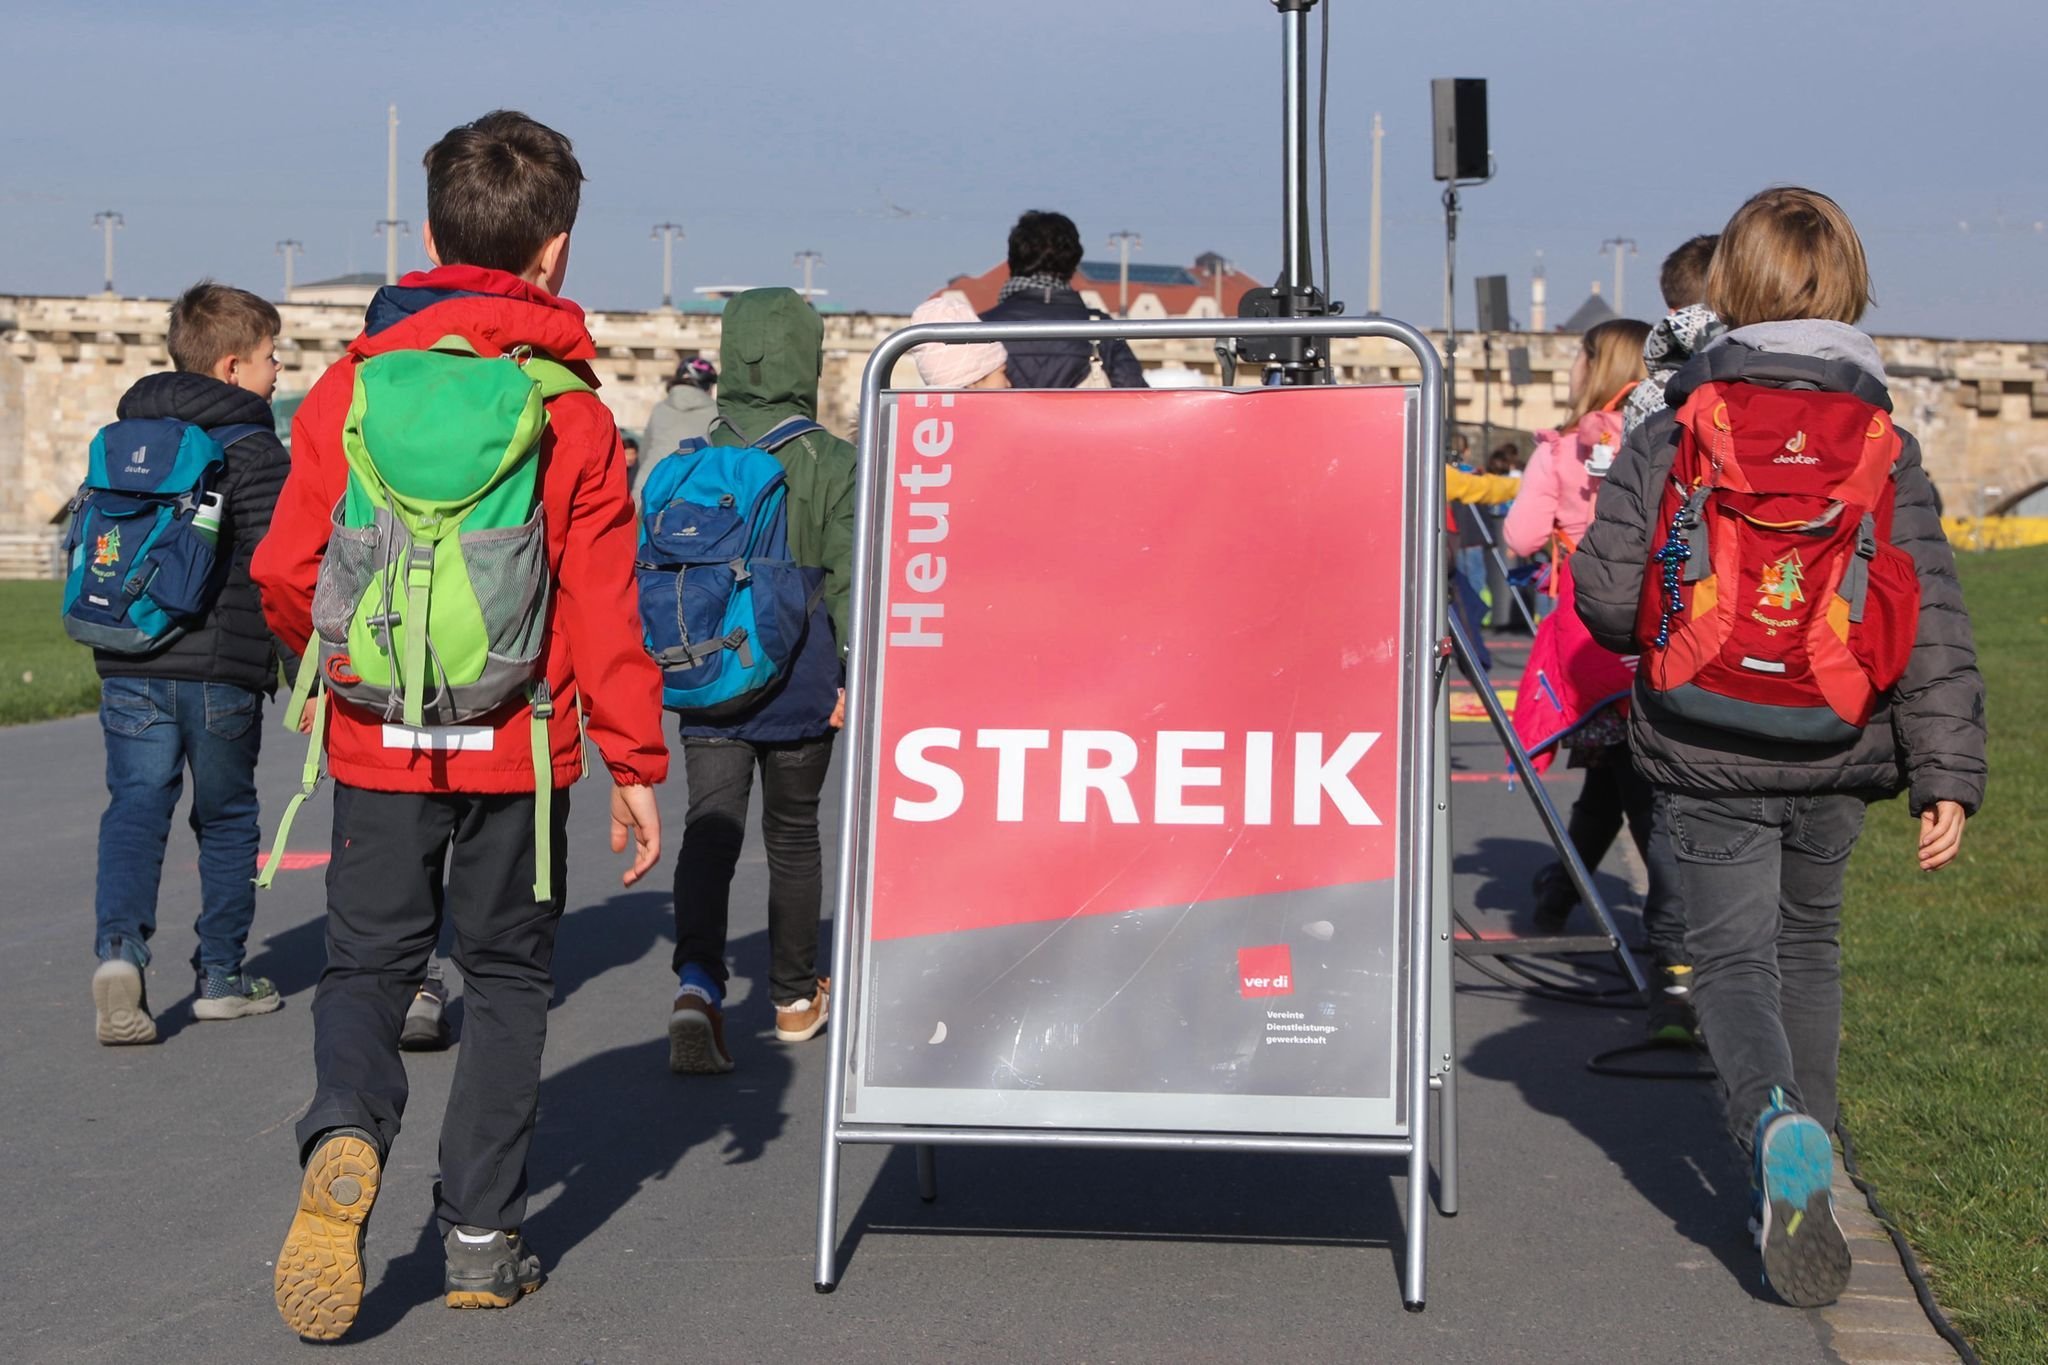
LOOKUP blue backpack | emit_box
[59,418,268,653]
[636,417,827,719]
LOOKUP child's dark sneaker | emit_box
[1645,963,1699,1045]
[399,966,452,1051]
[444,1226,544,1308]
[192,969,283,1021]
[1753,1090,1851,1308]
[774,977,831,1043]
[668,991,734,1073]
[92,957,156,1045]
[275,1127,381,1341]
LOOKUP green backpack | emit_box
[258,340,590,900]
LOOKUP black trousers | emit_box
[672,735,834,1006]
[295,782,569,1236]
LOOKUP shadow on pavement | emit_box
[1454,833,1641,934]
[1460,1001,1771,1302]
[832,1143,1401,1292]
[550,888,672,1006]
[522,926,796,1267]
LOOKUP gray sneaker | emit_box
[93,957,156,1045]
[193,969,283,1021]
[444,1226,544,1309]
[399,967,452,1051]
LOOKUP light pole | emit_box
[795,250,824,304]
[376,104,409,285]
[1368,112,1384,315]
[1600,236,1639,315]
[93,211,124,295]
[1108,230,1142,317]
[276,239,304,297]
[1210,257,1235,313]
[651,222,684,308]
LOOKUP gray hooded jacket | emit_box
[1573,323,1987,815]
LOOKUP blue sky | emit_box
[4,0,2044,337]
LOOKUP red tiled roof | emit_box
[939,261,1264,317]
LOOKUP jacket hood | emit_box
[716,288,822,434]
[659,384,717,418]
[1668,322,1892,413]
[351,265,600,378]
[117,371,276,430]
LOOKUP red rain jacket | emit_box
[253,265,668,794]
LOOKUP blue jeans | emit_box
[94,677,264,975]
[1658,790,1866,1155]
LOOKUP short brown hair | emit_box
[1659,234,1718,311]
[1567,318,1652,429]
[423,111,584,274]
[167,281,280,374]
[1706,187,1870,329]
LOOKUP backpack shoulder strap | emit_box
[208,422,272,451]
[750,416,827,452]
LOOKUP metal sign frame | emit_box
[815,316,1448,1310]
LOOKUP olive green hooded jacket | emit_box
[708,288,858,657]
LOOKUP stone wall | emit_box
[4,293,2044,541]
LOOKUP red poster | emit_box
[871,387,1410,940]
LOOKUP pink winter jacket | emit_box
[1502,408,1625,557]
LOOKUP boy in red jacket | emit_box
[253,110,665,1340]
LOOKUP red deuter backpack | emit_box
[1633,379,1920,742]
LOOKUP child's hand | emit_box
[1917,800,1965,872]
[830,688,846,730]
[610,783,662,886]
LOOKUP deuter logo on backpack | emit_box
[636,417,826,719]
[60,419,267,653]
[1635,382,1919,742]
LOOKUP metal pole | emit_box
[651,223,683,309]
[1600,236,1638,316]
[276,239,302,298]
[795,249,824,304]
[1108,232,1141,316]
[93,211,123,295]
[1368,112,1384,315]
[385,105,400,285]
[1442,186,1459,450]
[1277,0,1314,293]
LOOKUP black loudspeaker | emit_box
[1474,275,1510,333]
[1431,78,1489,182]
[1507,346,1533,387]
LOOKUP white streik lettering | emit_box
[1155,731,1226,825]
[975,729,1050,821]
[893,727,963,820]
[1293,731,1381,825]
[1059,731,1141,824]
[889,728,1382,827]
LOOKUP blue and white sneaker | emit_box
[1752,1088,1851,1307]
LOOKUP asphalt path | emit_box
[0,647,1862,1363]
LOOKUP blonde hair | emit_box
[1565,318,1650,429]
[1706,186,1871,329]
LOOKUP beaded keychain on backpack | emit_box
[1651,398,1731,650]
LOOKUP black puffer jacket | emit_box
[1574,338,1986,816]
[92,373,290,695]
[980,286,1148,389]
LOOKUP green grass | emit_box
[0,581,100,725]
[1840,543,2048,1363]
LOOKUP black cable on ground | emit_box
[1836,1120,1984,1365]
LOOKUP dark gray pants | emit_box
[295,783,569,1235]
[672,735,834,1006]
[1657,789,1866,1155]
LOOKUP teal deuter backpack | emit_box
[259,340,590,900]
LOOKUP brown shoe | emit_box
[774,978,831,1043]
[275,1128,381,1341]
[668,992,734,1073]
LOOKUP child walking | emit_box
[254,110,666,1338]
[1574,187,1986,1306]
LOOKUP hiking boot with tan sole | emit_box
[774,978,831,1043]
[274,1128,381,1341]
[668,992,735,1073]
[92,958,156,1046]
